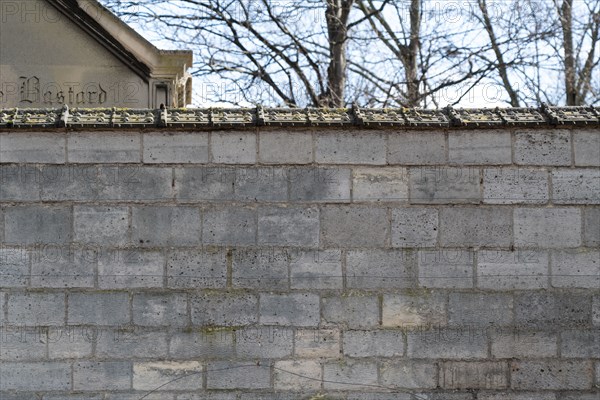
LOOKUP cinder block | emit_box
[0,165,41,201]
[449,293,513,327]
[191,292,257,326]
[259,130,313,164]
[48,326,94,359]
[206,361,270,389]
[552,169,600,204]
[290,249,343,290]
[73,361,132,390]
[143,132,209,163]
[232,248,289,290]
[0,326,47,360]
[440,207,512,247]
[409,166,480,204]
[316,131,386,165]
[274,360,321,391]
[259,293,320,327]
[0,362,71,390]
[514,292,592,328]
[74,206,129,246]
[449,130,512,165]
[234,167,287,201]
[39,165,99,201]
[477,250,549,290]
[388,132,446,165]
[289,167,351,202]
[133,293,188,326]
[96,166,173,201]
[382,292,447,328]
[323,360,378,390]
[342,330,404,357]
[31,246,96,288]
[0,132,65,163]
[392,208,438,247]
[176,167,235,201]
[4,205,72,244]
[7,292,65,326]
[68,292,130,325]
[560,329,600,358]
[552,250,600,288]
[258,206,319,246]
[167,249,227,289]
[98,249,164,289]
[440,361,508,389]
[477,392,556,400]
[134,361,203,390]
[203,207,257,245]
[574,131,600,166]
[511,360,593,390]
[0,248,29,287]
[483,168,549,204]
[346,249,417,289]
[96,329,168,358]
[132,206,200,247]
[69,132,140,163]
[236,326,293,358]
[407,328,488,358]
[321,206,388,247]
[514,208,581,248]
[294,329,340,358]
[322,295,379,328]
[169,329,234,359]
[211,132,256,164]
[514,131,571,166]
[380,360,437,389]
[584,208,600,246]
[491,330,557,358]
[418,249,474,289]
[352,167,409,202]
[594,296,600,326]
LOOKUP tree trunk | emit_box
[405,0,421,107]
[324,0,353,107]
[560,0,577,105]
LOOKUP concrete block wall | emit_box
[0,127,598,399]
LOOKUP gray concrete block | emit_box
[440,361,508,389]
[483,168,549,204]
[552,169,600,204]
[440,207,512,247]
[68,132,140,163]
[96,166,173,201]
[206,362,270,389]
[0,132,65,163]
[514,292,592,328]
[491,331,558,358]
[169,330,234,359]
[133,293,188,326]
[232,248,289,290]
[39,165,100,201]
[388,132,446,165]
[323,360,378,390]
[68,292,130,325]
[594,296,600,326]
[477,392,556,400]
[48,326,94,359]
[294,329,340,358]
[234,167,287,201]
[407,328,488,358]
[321,206,388,247]
[346,249,417,289]
[584,207,600,246]
[274,360,321,391]
[191,292,257,326]
[132,206,200,247]
[418,249,474,289]
[514,130,571,166]
[0,165,41,201]
[382,292,447,328]
[322,295,379,328]
[449,292,513,327]
[316,131,386,165]
[7,292,65,325]
[236,326,294,358]
[342,330,404,357]
[0,326,47,360]
[352,167,408,202]
[409,166,480,204]
[143,132,209,163]
[74,206,129,246]
[31,246,96,288]
[511,360,593,390]
[73,361,132,390]
[134,361,203,391]
[477,250,549,290]
[574,131,600,166]
[96,329,168,358]
[514,208,581,248]
[552,250,600,288]
[449,130,512,165]
[258,206,319,246]
[392,207,438,247]
[560,329,600,358]
[0,362,71,390]
[211,132,256,164]
[380,360,437,389]
[99,249,164,289]
[203,207,256,245]
[259,130,313,164]
[0,248,29,287]
[167,249,227,289]
[4,205,72,244]
[176,167,235,201]
[290,249,343,290]
[259,293,320,327]
[289,167,351,202]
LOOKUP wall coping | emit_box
[0,104,598,130]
